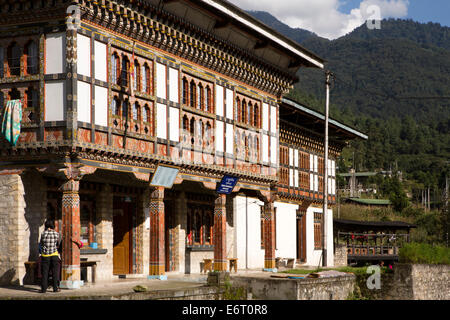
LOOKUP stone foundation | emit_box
[333,244,347,267]
[232,274,356,300]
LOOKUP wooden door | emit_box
[297,214,307,262]
[113,201,132,275]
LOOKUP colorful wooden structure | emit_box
[0,0,366,287]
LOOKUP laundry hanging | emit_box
[1,99,23,146]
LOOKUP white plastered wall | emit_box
[44,81,66,121]
[233,197,335,270]
[274,201,298,259]
[94,40,107,82]
[234,196,265,270]
[77,33,91,77]
[45,33,65,74]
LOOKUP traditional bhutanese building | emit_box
[0,0,366,288]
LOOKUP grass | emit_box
[334,204,414,223]
[399,242,450,265]
[282,265,394,276]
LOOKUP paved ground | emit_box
[0,273,212,300]
[0,270,271,300]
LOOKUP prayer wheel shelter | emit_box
[334,219,416,264]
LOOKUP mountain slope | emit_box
[248,12,450,188]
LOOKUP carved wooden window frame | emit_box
[7,42,21,77]
[24,39,38,75]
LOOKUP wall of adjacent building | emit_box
[0,171,47,285]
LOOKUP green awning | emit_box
[346,198,391,205]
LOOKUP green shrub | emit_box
[399,242,450,265]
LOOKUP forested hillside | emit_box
[249,11,450,191]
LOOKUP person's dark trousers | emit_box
[41,255,60,292]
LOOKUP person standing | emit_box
[39,219,61,293]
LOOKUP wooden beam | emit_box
[213,19,229,30]
[254,41,268,50]
[288,60,304,68]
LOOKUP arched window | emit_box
[25,40,38,75]
[241,100,246,123]
[197,83,203,110]
[235,131,240,154]
[206,86,212,112]
[122,100,128,119]
[142,105,148,122]
[121,55,130,87]
[132,102,139,121]
[205,122,212,146]
[190,117,196,144]
[141,63,150,94]
[26,87,38,109]
[254,104,259,128]
[143,104,151,122]
[182,115,189,142]
[247,102,252,126]
[255,136,259,161]
[133,60,140,92]
[182,77,188,105]
[111,53,120,85]
[8,42,21,76]
[111,97,120,116]
[198,119,203,140]
[8,88,20,100]
[189,80,196,108]
[236,97,241,122]
[244,135,249,159]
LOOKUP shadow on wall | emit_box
[23,169,47,262]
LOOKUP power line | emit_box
[332,73,450,101]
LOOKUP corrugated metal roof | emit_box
[339,172,378,177]
[334,219,416,229]
[281,97,369,140]
[346,198,391,205]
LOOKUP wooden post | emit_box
[149,186,166,279]
[263,200,276,270]
[60,176,82,289]
[213,194,227,271]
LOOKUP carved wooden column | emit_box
[213,194,227,271]
[58,164,96,289]
[263,200,276,270]
[60,171,82,289]
[148,186,166,279]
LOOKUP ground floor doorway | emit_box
[113,197,134,275]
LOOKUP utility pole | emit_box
[322,70,332,267]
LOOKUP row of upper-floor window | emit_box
[109,95,154,136]
[110,52,152,94]
[111,54,257,126]
[181,77,213,114]
[236,96,260,128]
[0,41,39,77]
[0,88,39,123]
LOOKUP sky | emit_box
[227,0,450,40]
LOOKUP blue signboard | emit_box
[217,175,239,195]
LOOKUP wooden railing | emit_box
[337,231,410,256]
